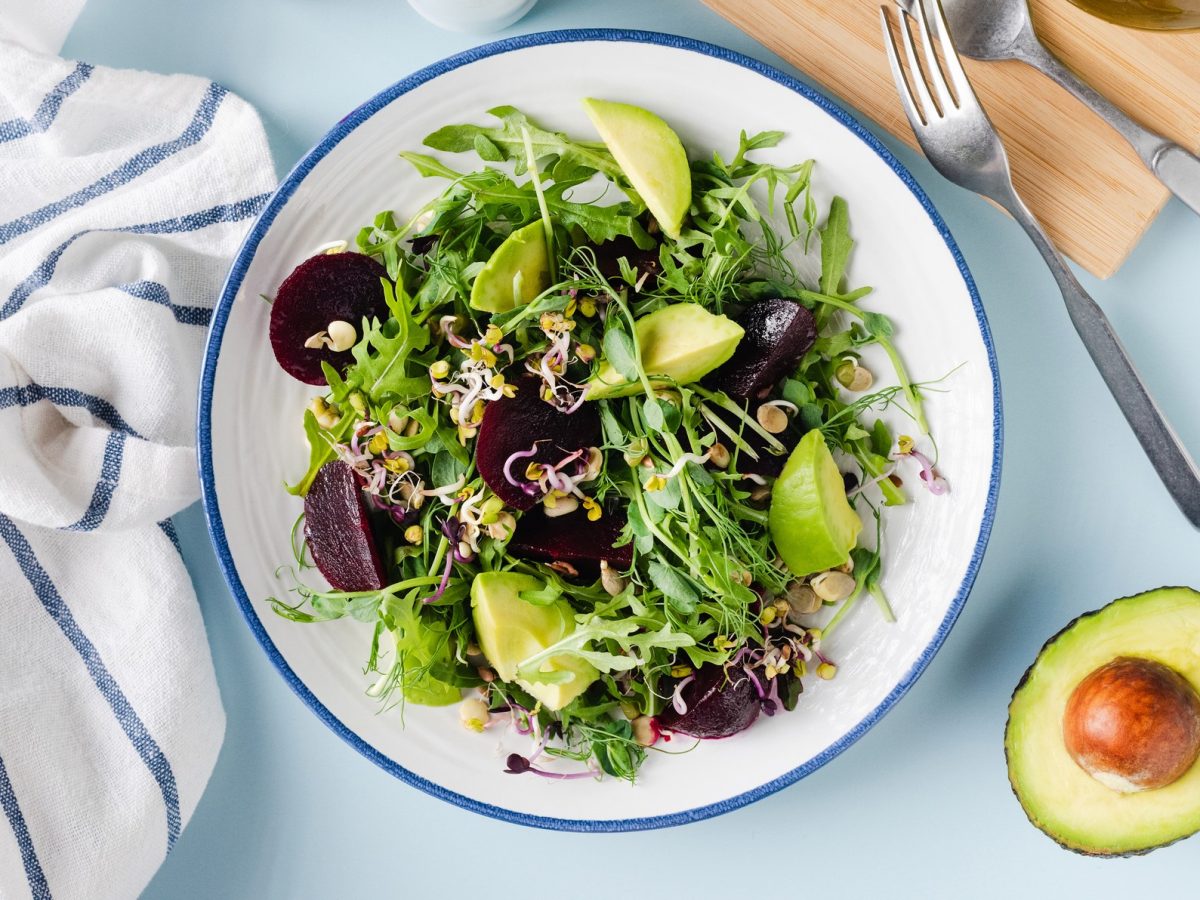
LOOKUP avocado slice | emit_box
[581,98,691,240]
[470,571,597,711]
[769,430,862,577]
[470,220,551,313]
[1006,587,1200,856]
[587,303,743,399]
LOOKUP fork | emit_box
[880,0,1200,528]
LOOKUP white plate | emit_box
[199,30,1001,830]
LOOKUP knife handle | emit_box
[1028,43,1200,217]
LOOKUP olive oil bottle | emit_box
[1068,0,1200,30]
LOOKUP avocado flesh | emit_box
[581,98,691,240]
[1006,587,1200,856]
[769,430,862,577]
[470,571,597,711]
[470,220,551,313]
[587,303,743,399]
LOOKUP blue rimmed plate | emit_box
[199,29,1001,831]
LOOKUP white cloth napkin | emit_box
[0,5,276,898]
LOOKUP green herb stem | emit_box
[797,289,928,434]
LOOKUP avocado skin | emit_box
[1004,586,1200,857]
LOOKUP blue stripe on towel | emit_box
[63,432,126,533]
[0,752,51,900]
[0,383,144,439]
[158,519,183,557]
[0,82,228,246]
[0,61,94,145]
[0,514,182,850]
[1,193,271,322]
[117,280,211,326]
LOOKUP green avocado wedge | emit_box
[1005,587,1200,857]
[769,430,862,578]
[469,220,551,313]
[587,303,743,399]
[581,98,691,240]
[470,571,597,711]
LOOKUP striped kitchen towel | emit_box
[0,4,276,898]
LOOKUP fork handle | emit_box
[1024,42,1200,217]
[1003,192,1200,527]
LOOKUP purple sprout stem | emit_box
[419,552,454,605]
[743,666,766,700]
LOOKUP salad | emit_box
[265,99,946,782]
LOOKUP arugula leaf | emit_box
[516,617,694,684]
[385,408,438,451]
[547,195,650,246]
[516,620,641,683]
[343,280,431,400]
[424,106,624,181]
[398,151,463,181]
[285,409,341,496]
[727,129,786,170]
[819,196,853,296]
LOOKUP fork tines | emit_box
[881,0,975,125]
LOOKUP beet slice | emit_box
[708,404,796,478]
[269,252,389,385]
[508,506,633,572]
[591,235,660,288]
[476,374,601,511]
[657,664,762,739]
[303,461,386,592]
[707,299,816,401]
[739,402,803,478]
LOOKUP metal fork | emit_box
[881,0,1200,528]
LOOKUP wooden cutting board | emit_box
[703,0,1200,278]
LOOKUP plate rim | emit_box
[197,27,1003,832]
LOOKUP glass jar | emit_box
[1068,0,1200,30]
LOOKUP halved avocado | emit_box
[470,571,597,711]
[587,303,743,399]
[1006,587,1200,856]
[470,220,551,313]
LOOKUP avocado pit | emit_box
[1063,656,1200,793]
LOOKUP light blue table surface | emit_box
[64,1,1200,896]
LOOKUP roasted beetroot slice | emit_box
[303,461,386,592]
[591,235,660,288]
[269,252,389,385]
[707,299,816,401]
[709,404,795,478]
[476,374,601,511]
[738,405,800,478]
[657,665,762,739]
[508,506,633,572]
